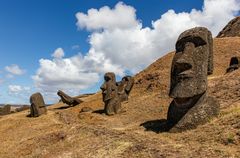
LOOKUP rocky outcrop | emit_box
[217,17,240,38]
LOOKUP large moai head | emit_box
[30,92,47,117]
[100,72,117,102]
[169,27,213,100]
[226,56,240,73]
[166,27,219,132]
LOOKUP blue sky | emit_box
[0,0,239,104]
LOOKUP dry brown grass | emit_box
[0,37,240,158]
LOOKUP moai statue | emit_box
[167,27,219,132]
[30,92,47,117]
[0,105,11,115]
[117,76,134,102]
[226,56,240,73]
[100,72,121,115]
[57,90,83,107]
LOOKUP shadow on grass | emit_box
[92,109,105,114]
[140,119,171,133]
[26,114,32,117]
[54,105,72,110]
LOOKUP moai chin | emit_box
[117,76,134,102]
[57,90,83,107]
[30,92,47,117]
[167,27,219,132]
[226,56,240,73]
[100,72,121,115]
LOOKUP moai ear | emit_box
[207,30,213,75]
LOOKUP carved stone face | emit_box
[100,72,117,101]
[169,27,213,99]
[122,76,134,94]
[226,57,240,73]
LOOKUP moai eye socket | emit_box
[176,43,184,53]
[104,76,111,81]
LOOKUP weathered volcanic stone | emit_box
[217,16,240,38]
[0,105,11,115]
[30,92,47,117]
[117,76,134,102]
[57,90,83,107]
[226,56,240,73]
[100,72,121,115]
[167,27,219,132]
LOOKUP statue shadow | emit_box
[92,109,105,114]
[54,105,72,110]
[140,119,171,133]
[26,114,32,117]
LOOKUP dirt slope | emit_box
[0,37,240,158]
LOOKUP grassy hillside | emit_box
[0,37,240,158]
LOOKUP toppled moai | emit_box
[167,27,219,132]
[30,92,47,117]
[57,90,83,107]
[117,76,134,102]
[226,56,240,73]
[100,72,121,115]
[0,105,11,115]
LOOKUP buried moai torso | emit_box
[57,90,83,107]
[0,105,11,116]
[30,92,47,117]
[226,56,240,73]
[100,72,121,115]
[117,76,134,102]
[167,27,219,132]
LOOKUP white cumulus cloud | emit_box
[75,0,240,74]
[5,64,26,75]
[51,48,65,59]
[76,2,139,31]
[8,85,30,94]
[8,85,31,104]
[33,0,240,101]
[32,48,100,96]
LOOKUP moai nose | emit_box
[175,59,192,73]
[100,83,106,91]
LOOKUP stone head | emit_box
[100,72,117,101]
[229,56,239,66]
[121,76,134,94]
[226,56,240,73]
[30,92,46,108]
[169,27,213,99]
